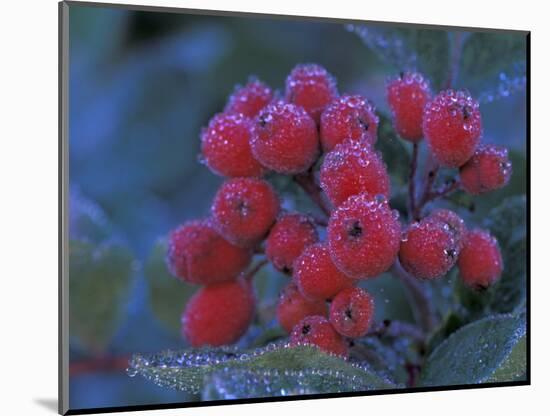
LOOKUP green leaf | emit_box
[485,335,527,383]
[426,311,465,354]
[460,32,526,86]
[347,25,449,89]
[70,240,136,352]
[69,4,127,63]
[268,170,325,219]
[358,272,414,323]
[376,113,411,188]
[350,336,414,386]
[484,194,527,248]
[419,313,526,386]
[70,188,114,244]
[482,195,527,314]
[488,238,527,314]
[145,238,198,335]
[253,263,286,313]
[128,344,396,396]
[408,29,450,90]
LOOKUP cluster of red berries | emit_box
[166,64,512,357]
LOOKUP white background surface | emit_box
[0,0,545,415]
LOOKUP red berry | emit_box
[211,178,279,247]
[458,229,503,289]
[320,139,391,207]
[276,283,327,333]
[423,89,482,167]
[167,220,251,285]
[399,217,459,280]
[327,194,401,279]
[293,243,354,301]
[200,113,265,177]
[285,64,338,123]
[429,208,467,249]
[387,72,431,142]
[250,101,319,174]
[329,287,375,338]
[225,78,273,118]
[182,278,255,346]
[266,213,319,274]
[459,144,513,195]
[320,95,378,151]
[290,315,348,357]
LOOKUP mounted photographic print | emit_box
[59,1,530,414]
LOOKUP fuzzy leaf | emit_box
[485,335,527,383]
[484,194,527,248]
[488,237,527,314]
[408,29,450,89]
[419,313,526,386]
[128,344,396,395]
[426,311,465,355]
[484,195,528,313]
[346,25,449,88]
[69,240,136,352]
[145,238,198,335]
[358,272,414,323]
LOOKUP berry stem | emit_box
[245,259,268,282]
[253,245,265,255]
[70,354,131,376]
[429,178,461,200]
[405,362,422,388]
[414,176,461,219]
[293,172,332,218]
[408,142,419,219]
[413,162,440,220]
[311,214,328,227]
[444,32,467,90]
[390,260,437,333]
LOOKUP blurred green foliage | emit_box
[69,240,135,353]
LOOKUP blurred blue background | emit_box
[67,3,527,410]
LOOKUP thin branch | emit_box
[444,32,466,90]
[405,362,422,388]
[70,355,130,376]
[311,214,328,227]
[253,245,265,255]
[390,261,437,333]
[429,178,461,200]
[293,172,332,217]
[408,142,419,219]
[414,177,461,219]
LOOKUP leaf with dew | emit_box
[128,344,397,396]
[419,312,526,386]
